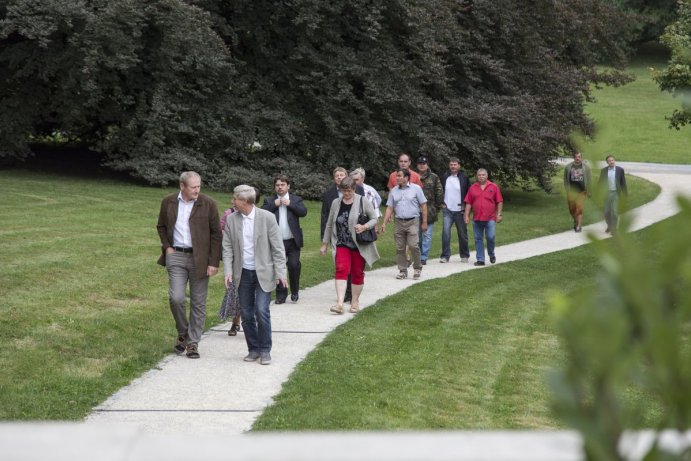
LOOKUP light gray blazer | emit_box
[323,195,380,268]
[222,207,287,293]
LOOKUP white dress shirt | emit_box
[173,192,195,248]
[241,206,256,270]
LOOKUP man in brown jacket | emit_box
[157,171,221,359]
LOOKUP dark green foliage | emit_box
[654,0,691,129]
[1,0,636,191]
[0,0,248,184]
[551,199,691,461]
[606,0,680,45]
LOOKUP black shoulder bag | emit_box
[356,196,377,244]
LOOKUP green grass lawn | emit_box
[254,229,669,430]
[0,170,658,420]
[583,54,691,164]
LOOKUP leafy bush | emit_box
[204,152,332,200]
[550,198,691,460]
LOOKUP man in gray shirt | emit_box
[382,169,428,280]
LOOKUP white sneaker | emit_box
[461,257,469,263]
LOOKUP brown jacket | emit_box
[156,192,221,278]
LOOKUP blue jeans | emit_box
[472,220,496,263]
[419,222,434,262]
[441,208,470,259]
[238,268,272,353]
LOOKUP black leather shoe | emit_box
[275,298,286,305]
[490,256,496,264]
[474,261,485,266]
[291,293,299,303]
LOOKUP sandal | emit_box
[349,303,359,314]
[174,335,187,354]
[228,323,240,336]
[186,343,200,359]
[396,271,407,279]
[330,304,344,314]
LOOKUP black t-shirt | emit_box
[568,164,586,192]
[335,201,356,249]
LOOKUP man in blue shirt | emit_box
[382,169,428,280]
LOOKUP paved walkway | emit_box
[85,162,691,435]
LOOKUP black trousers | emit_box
[276,238,301,301]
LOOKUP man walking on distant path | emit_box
[262,174,307,304]
[157,171,221,359]
[464,168,503,266]
[415,155,443,265]
[563,151,592,233]
[382,168,428,279]
[223,185,287,366]
[598,154,627,234]
[439,156,471,264]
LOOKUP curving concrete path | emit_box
[85,161,691,435]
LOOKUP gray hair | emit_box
[233,184,256,204]
[476,168,488,175]
[350,167,366,181]
[338,177,355,191]
[179,171,201,185]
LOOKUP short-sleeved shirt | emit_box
[386,184,427,219]
[568,164,586,192]
[464,180,503,221]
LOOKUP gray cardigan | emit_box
[322,195,380,268]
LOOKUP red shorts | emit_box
[335,246,366,285]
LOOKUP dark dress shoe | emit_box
[291,293,299,303]
[274,298,286,305]
[489,256,496,264]
[474,261,485,266]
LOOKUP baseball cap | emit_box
[416,156,428,164]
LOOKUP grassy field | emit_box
[0,170,657,420]
[583,52,691,164]
[254,225,671,431]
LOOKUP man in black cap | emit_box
[415,155,443,265]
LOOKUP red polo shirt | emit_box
[464,180,503,221]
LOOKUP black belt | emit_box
[173,246,193,253]
[396,217,417,221]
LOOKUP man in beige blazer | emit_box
[157,171,221,359]
[222,185,287,365]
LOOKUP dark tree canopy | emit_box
[654,0,691,129]
[1,0,636,195]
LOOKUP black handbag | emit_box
[356,196,377,244]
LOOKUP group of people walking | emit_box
[563,152,628,234]
[155,151,625,365]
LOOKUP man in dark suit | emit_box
[598,154,628,234]
[320,167,365,303]
[157,171,221,359]
[262,174,308,303]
